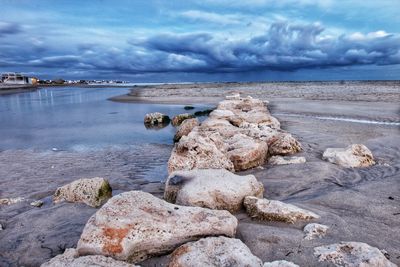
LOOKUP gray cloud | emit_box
[0,21,22,37]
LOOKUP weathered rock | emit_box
[41,248,139,267]
[171,113,195,126]
[173,118,200,142]
[243,196,319,224]
[168,236,263,267]
[268,133,302,156]
[269,156,306,166]
[303,223,329,240]
[164,169,264,213]
[77,191,238,263]
[0,197,24,205]
[144,112,170,125]
[322,144,375,168]
[314,242,396,267]
[30,200,44,208]
[263,260,299,267]
[53,177,112,208]
[168,132,234,174]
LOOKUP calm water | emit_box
[0,86,210,151]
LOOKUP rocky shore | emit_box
[1,81,399,266]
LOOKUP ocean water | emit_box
[0,86,211,151]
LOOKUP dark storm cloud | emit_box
[0,22,22,37]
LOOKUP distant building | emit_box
[1,72,37,85]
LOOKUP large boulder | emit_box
[268,156,306,166]
[168,236,263,267]
[268,133,302,156]
[144,112,170,125]
[226,134,268,171]
[53,177,112,208]
[77,191,237,263]
[243,196,319,224]
[322,144,375,168]
[314,242,396,267]
[164,169,264,213]
[171,113,195,126]
[168,132,234,174]
[173,118,200,142]
[41,248,138,267]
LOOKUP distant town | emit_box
[0,72,128,86]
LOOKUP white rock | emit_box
[0,197,25,205]
[164,169,264,213]
[53,177,112,208]
[225,93,241,100]
[322,144,375,168]
[40,248,139,267]
[0,224,3,231]
[77,191,238,263]
[174,118,200,142]
[144,112,170,125]
[263,260,299,267]
[169,236,263,267]
[243,196,319,224]
[30,200,44,208]
[303,223,329,240]
[314,242,396,267]
[269,156,306,166]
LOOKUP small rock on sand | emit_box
[53,177,112,208]
[164,168,264,213]
[168,236,263,267]
[263,260,299,267]
[303,223,329,240]
[77,190,237,263]
[314,242,396,267]
[171,113,195,126]
[144,112,170,125]
[40,248,139,267]
[269,156,306,165]
[30,200,44,208]
[0,197,25,205]
[244,196,319,224]
[322,144,375,168]
[173,118,199,142]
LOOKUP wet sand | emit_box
[1,81,400,266]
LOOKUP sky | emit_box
[0,0,399,82]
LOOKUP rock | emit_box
[226,134,268,171]
[168,132,234,174]
[0,197,24,205]
[225,93,241,100]
[314,242,396,267]
[41,248,138,267]
[268,133,302,156]
[243,196,319,224]
[171,113,195,126]
[144,112,170,125]
[30,200,44,208]
[0,224,3,231]
[322,144,375,168]
[263,260,299,267]
[184,106,194,110]
[168,236,263,267]
[77,191,237,263]
[303,223,328,240]
[269,156,306,165]
[53,177,112,208]
[173,118,200,142]
[164,169,264,213]
[193,109,214,117]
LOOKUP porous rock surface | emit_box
[168,95,302,173]
[171,113,195,126]
[53,177,112,208]
[322,144,375,168]
[77,191,237,263]
[314,242,396,267]
[168,236,263,267]
[303,223,329,240]
[164,168,264,213]
[263,260,299,267]
[173,118,200,142]
[269,156,306,165]
[244,196,319,224]
[144,112,170,125]
[41,248,139,267]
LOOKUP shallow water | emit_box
[0,86,210,150]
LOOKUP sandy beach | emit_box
[0,81,399,266]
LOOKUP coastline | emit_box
[0,82,399,266]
